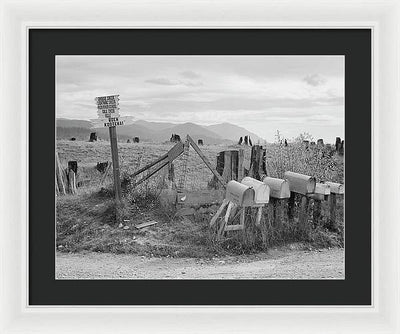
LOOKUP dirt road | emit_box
[56,247,344,279]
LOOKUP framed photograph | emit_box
[1,0,399,333]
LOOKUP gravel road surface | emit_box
[56,248,344,279]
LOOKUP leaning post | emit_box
[95,94,124,204]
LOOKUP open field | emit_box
[56,138,344,264]
[57,139,253,191]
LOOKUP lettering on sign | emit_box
[96,95,120,117]
[103,117,125,127]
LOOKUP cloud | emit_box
[145,77,203,87]
[180,70,201,79]
[303,74,326,87]
[145,78,179,86]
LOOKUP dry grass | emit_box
[56,135,344,257]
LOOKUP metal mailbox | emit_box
[284,171,316,195]
[325,182,344,194]
[263,177,291,199]
[308,182,331,201]
[225,180,255,207]
[241,177,270,205]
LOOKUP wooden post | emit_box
[109,126,122,203]
[231,150,238,181]
[299,195,310,236]
[329,193,337,230]
[249,145,267,180]
[56,152,66,195]
[68,161,78,174]
[238,149,244,182]
[222,151,232,182]
[287,192,295,224]
[167,162,175,189]
[68,169,77,194]
[312,199,322,227]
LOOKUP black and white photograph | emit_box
[55,55,345,280]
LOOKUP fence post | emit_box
[68,169,77,194]
[299,196,311,236]
[287,192,296,224]
[56,152,66,195]
[222,151,232,182]
[238,149,244,181]
[329,193,338,230]
[312,199,322,227]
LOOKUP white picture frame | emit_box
[1,0,399,333]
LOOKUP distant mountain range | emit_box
[56,118,264,144]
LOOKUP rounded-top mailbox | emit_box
[284,171,316,195]
[241,177,270,205]
[325,181,344,194]
[315,182,331,195]
[263,177,291,199]
[225,180,255,207]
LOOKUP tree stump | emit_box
[96,162,109,173]
[89,132,97,142]
[249,145,267,181]
[68,161,78,174]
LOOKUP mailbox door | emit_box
[226,180,255,206]
[263,177,290,199]
[241,177,270,204]
[284,171,316,195]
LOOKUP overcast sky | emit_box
[56,56,344,142]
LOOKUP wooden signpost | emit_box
[95,94,123,203]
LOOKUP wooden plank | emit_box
[224,224,244,231]
[167,142,184,162]
[130,153,168,178]
[222,151,232,182]
[187,135,226,187]
[217,216,228,240]
[134,160,169,186]
[238,149,244,181]
[178,189,224,207]
[135,221,158,229]
[210,198,229,227]
[224,201,234,223]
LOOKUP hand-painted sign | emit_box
[103,117,125,127]
[95,95,120,118]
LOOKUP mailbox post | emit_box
[284,171,316,233]
[325,182,344,230]
[210,178,270,240]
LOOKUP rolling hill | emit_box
[56,118,264,144]
[206,123,264,144]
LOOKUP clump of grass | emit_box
[266,131,344,183]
